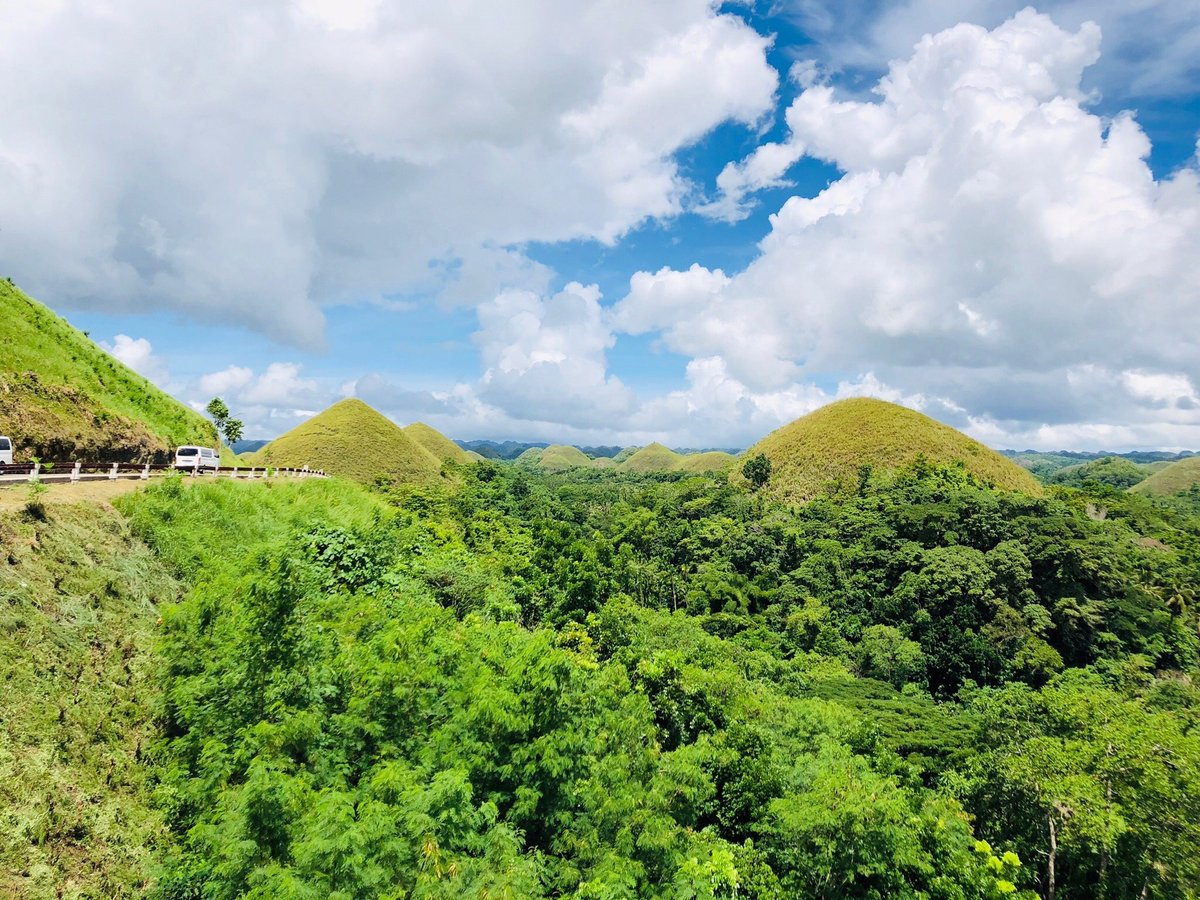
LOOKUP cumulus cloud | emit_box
[0,0,776,346]
[792,0,1200,100]
[100,334,169,385]
[615,9,1200,446]
[474,283,635,428]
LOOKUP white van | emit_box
[0,436,12,465]
[175,446,220,472]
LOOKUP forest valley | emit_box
[7,459,1200,899]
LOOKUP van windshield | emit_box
[177,447,198,456]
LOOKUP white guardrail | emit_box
[0,461,327,485]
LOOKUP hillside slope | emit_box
[1131,456,1200,498]
[618,443,682,473]
[538,444,593,472]
[0,501,176,896]
[251,399,442,485]
[0,281,217,461]
[745,398,1042,502]
[404,422,473,465]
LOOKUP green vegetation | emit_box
[1048,456,1149,489]
[1,499,178,896]
[250,399,443,486]
[6,382,1200,896]
[1132,455,1200,498]
[404,422,474,465]
[0,281,216,461]
[746,398,1042,503]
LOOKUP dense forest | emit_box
[72,456,1197,899]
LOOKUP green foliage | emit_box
[0,502,178,896]
[743,397,1043,503]
[0,281,217,461]
[250,398,443,485]
[1048,456,1148,490]
[741,452,772,490]
[9,434,1200,897]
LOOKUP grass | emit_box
[404,422,473,464]
[0,281,217,462]
[617,442,682,473]
[745,398,1043,503]
[0,501,178,897]
[677,451,736,473]
[1130,456,1200,498]
[535,444,593,472]
[249,398,443,486]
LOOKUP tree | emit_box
[742,453,772,490]
[206,396,244,446]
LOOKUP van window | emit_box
[202,448,215,458]
[178,447,198,456]
[0,438,10,450]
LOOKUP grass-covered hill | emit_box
[617,442,736,474]
[746,397,1042,502]
[537,444,593,472]
[1048,456,1150,490]
[250,398,442,485]
[0,281,217,462]
[1131,455,1200,498]
[403,422,473,465]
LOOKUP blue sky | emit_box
[3,1,1200,449]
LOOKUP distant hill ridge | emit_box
[745,398,1042,503]
[0,280,217,461]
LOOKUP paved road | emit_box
[0,479,148,512]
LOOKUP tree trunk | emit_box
[1048,813,1057,900]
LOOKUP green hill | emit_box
[677,451,736,473]
[1049,456,1148,490]
[744,398,1042,503]
[250,398,441,485]
[1130,456,1200,498]
[404,422,473,465]
[592,456,617,469]
[538,444,593,472]
[617,442,683,473]
[513,447,545,469]
[0,281,217,461]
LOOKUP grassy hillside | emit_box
[537,444,593,472]
[513,447,545,469]
[1131,456,1200,498]
[404,421,473,465]
[746,398,1042,503]
[0,281,217,462]
[0,499,177,896]
[677,450,736,473]
[250,398,442,486]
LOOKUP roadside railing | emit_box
[0,461,327,485]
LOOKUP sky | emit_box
[2,0,1199,451]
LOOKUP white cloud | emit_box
[0,0,777,345]
[474,283,635,428]
[100,334,169,384]
[613,10,1200,447]
[240,362,321,407]
[198,365,254,397]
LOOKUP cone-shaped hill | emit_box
[617,443,682,473]
[403,422,473,465]
[745,398,1042,503]
[538,444,593,472]
[1130,456,1200,498]
[617,443,735,474]
[250,399,441,485]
